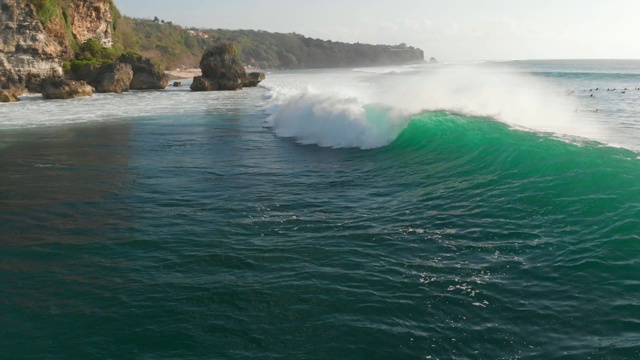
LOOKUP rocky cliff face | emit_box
[66,0,113,48]
[0,0,114,90]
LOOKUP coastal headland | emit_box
[0,0,427,101]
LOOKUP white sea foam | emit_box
[263,88,405,149]
[0,80,261,130]
[264,64,619,149]
[1,64,637,151]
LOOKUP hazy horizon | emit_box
[113,0,640,62]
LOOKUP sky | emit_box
[113,0,640,61]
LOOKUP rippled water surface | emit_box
[1,61,640,359]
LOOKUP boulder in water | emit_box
[1,68,28,96]
[41,78,94,99]
[0,89,20,102]
[243,72,266,87]
[190,76,219,91]
[92,63,134,93]
[195,43,247,91]
[118,53,169,90]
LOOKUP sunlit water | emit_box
[1,61,639,359]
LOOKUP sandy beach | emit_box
[165,67,265,81]
[165,68,201,80]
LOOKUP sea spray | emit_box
[264,88,406,149]
[264,64,612,149]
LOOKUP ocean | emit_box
[1,60,639,359]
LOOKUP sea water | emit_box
[1,61,639,359]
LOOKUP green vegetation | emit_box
[28,0,60,27]
[63,39,124,76]
[110,17,424,70]
[206,29,424,69]
[107,0,121,31]
[28,0,423,73]
[111,17,206,70]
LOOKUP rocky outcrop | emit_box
[243,72,265,87]
[118,53,169,90]
[41,77,94,99]
[0,0,115,89]
[192,43,247,91]
[82,62,132,93]
[0,89,20,102]
[64,0,114,48]
[0,0,65,87]
[190,76,218,91]
[24,69,60,93]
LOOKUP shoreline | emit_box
[165,68,201,80]
[165,67,266,81]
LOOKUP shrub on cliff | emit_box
[77,39,118,62]
[28,0,60,27]
[63,39,118,76]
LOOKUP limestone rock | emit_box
[41,78,94,99]
[243,72,266,87]
[25,71,60,93]
[0,89,20,102]
[0,0,115,88]
[118,53,169,90]
[91,63,133,93]
[65,0,114,48]
[190,76,219,92]
[196,43,246,90]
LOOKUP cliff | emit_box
[110,18,426,71]
[202,29,425,69]
[0,0,116,90]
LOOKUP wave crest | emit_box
[264,88,407,149]
[263,65,611,150]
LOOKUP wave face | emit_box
[385,111,640,207]
[264,64,626,150]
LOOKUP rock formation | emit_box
[92,63,133,93]
[243,72,265,87]
[70,62,133,93]
[65,0,114,48]
[0,0,116,90]
[191,43,247,91]
[0,88,20,102]
[118,53,169,90]
[40,78,94,99]
[191,76,218,91]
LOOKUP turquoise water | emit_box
[1,62,640,359]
